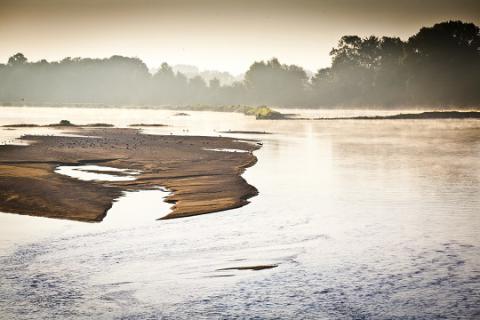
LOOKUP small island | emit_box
[314,111,480,120]
[2,120,115,128]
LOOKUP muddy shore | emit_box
[0,128,260,221]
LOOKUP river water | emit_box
[0,107,479,319]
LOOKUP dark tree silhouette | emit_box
[7,53,27,66]
[311,21,479,107]
[406,21,480,105]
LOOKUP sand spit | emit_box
[218,130,272,135]
[0,128,260,222]
[308,111,480,120]
[128,123,168,127]
[2,122,114,128]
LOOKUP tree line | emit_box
[0,21,478,108]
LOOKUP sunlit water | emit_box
[0,107,479,319]
[55,165,141,182]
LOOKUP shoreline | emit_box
[308,111,480,120]
[0,128,260,222]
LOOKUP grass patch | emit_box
[254,106,286,119]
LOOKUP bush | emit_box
[59,120,74,126]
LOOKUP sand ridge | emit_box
[0,128,260,221]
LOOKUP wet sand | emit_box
[218,130,272,135]
[0,128,259,221]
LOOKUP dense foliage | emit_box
[1,21,478,108]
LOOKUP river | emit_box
[0,106,479,319]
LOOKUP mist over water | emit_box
[0,107,479,319]
[1,1,479,317]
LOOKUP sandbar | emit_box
[0,128,260,222]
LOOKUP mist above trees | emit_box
[0,21,478,108]
[311,21,480,106]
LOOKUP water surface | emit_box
[0,107,479,319]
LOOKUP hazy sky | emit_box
[1,0,479,74]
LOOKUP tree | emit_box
[244,58,307,106]
[8,53,27,66]
[326,36,382,104]
[188,76,208,103]
[406,21,480,104]
[209,78,220,90]
[1,21,479,107]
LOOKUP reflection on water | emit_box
[100,188,171,227]
[0,107,479,319]
[0,188,171,254]
[55,165,140,182]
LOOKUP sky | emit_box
[1,0,479,74]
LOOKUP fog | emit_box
[2,0,479,74]
[1,21,478,108]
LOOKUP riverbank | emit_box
[0,128,260,221]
